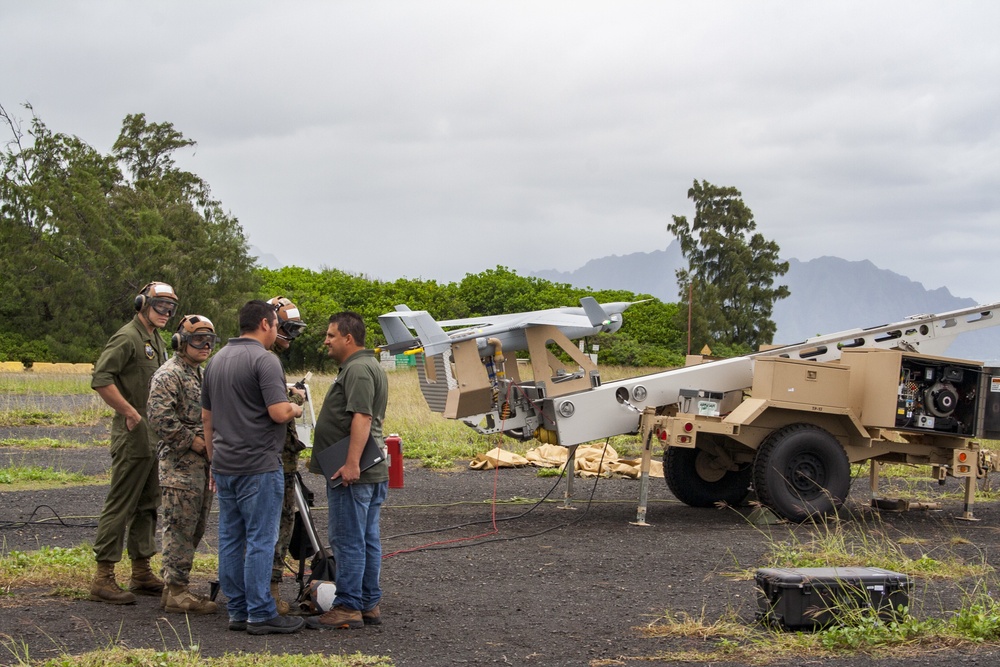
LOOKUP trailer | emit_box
[380,301,1000,521]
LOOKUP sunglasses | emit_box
[187,333,219,350]
[150,298,178,317]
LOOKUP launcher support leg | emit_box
[631,431,653,527]
[869,460,881,500]
[560,445,578,510]
[958,475,980,521]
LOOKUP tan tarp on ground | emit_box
[469,447,531,470]
[471,443,663,479]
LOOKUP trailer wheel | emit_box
[753,424,850,522]
[665,446,753,508]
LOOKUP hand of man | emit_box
[332,460,362,486]
[125,411,142,431]
[191,436,206,455]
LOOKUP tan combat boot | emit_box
[128,557,164,596]
[271,580,290,615]
[89,561,137,605]
[164,584,219,615]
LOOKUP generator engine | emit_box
[896,358,979,436]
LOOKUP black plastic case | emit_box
[755,567,911,630]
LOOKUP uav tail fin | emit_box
[377,313,419,354]
[581,296,612,329]
[377,307,454,357]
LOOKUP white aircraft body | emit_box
[378,297,645,358]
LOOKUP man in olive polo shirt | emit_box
[90,281,178,604]
[307,311,389,630]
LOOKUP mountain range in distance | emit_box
[531,242,1000,365]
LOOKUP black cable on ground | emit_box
[0,504,98,530]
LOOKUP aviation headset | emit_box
[268,296,306,340]
[171,314,216,350]
[134,282,178,312]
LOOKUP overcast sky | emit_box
[4,2,999,303]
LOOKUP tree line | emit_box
[0,105,787,370]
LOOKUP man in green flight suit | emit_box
[90,281,178,604]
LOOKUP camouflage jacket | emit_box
[148,354,209,490]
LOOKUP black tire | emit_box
[753,424,851,522]
[664,445,753,508]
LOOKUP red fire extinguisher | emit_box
[386,434,404,488]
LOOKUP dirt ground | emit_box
[2,429,1000,666]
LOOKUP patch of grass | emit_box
[0,437,105,449]
[641,608,753,641]
[0,407,111,428]
[638,598,1000,664]
[0,545,95,588]
[760,514,991,580]
[0,464,100,488]
[416,454,462,470]
[876,459,1000,503]
[0,646,393,667]
[0,546,218,596]
[0,373,93,396]
[950,583,1000,641]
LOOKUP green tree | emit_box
[0,104,259,361]
[111,113,260,340]
[456,266,576,316]
[668,180,789,353]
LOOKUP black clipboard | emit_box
[315,434,385,488]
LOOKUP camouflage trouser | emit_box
[272,471,297,581]
[160,481,213,587]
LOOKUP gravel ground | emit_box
[2,430,1000,665]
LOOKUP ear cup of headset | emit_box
[135,282,155,312]
[171,332,183,350]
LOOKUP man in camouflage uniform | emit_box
[267,296,308,615]
[147,314,220,615]
[90,281,178,605]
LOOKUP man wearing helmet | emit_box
[267,296,307,615]
[90,281,178,604]
[148,315,220,615]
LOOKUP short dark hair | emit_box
[239,300,277,335]
[329,311,366,347]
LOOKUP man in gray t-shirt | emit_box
[202,300,305,635]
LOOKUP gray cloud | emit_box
[5,1,999,301]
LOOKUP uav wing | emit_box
[379,298,647,358]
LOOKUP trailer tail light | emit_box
[677,435,692,444]
[658,430,667,441]
[684,422,694,432]
[952,449,976,476]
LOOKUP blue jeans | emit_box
[215,470,283,623]
[326,481,388,611]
